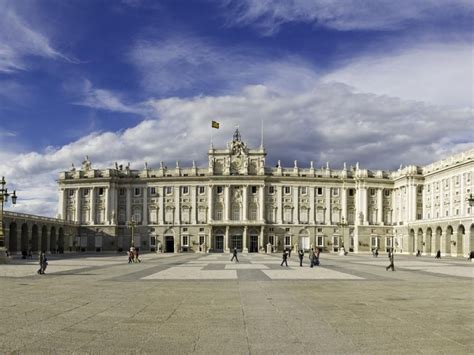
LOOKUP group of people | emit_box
[281,247,320,267]
[127,247,141,263]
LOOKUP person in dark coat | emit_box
[280,251,288,267]
[309,248,316,268]
[315,248,320,266]
[230,247,239,262]
[435,250,441,259]
[386,249,395,271]
[298,249,304,267]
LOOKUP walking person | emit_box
[280,250,288,267]
[309,248,316,268]
[386,249,395,271]
[435,250,441,259]
[230,247,239,262]
[37,251,45,274]
[135,248,141,263]
[375,248,379,257]
[298,249,304,267]
[315,247,320,266]
[416,249,422,257]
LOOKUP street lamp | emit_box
[127,218,137,248]
[337,217,348,255]
[0,176,17,263]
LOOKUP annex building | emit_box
[56,129,474,257]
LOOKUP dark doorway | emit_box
[165,236,174,253]
[249,236,258,252]
[231,235,242,251]
[215,236,224,252]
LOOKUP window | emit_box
[285,228,290,232]
[317,236,324,247]
[183,227,188,232]
[370,188,376,196]
[165,208,173,224]
[199,186,205,194]
[284,186,291,194]
[301,187,307,195]
[284,208,292,223]
[68,189,74,197]
[349,189,354,197]
[251,186,257,194]
[445,179,448,187]
[427,185,430,192]
[182,235,189,247]
[317,228,322,232]
[199,236,205,245]
[268,186,275,194]
[333,188,339,196]
[217,186,223,194]
[384,190,390,197]
[417,186,422,194]
[284,236,291,247]
[134,188,141,196]
[83,189,89,196]
[317,187,323,195]
[119,188,126,196]
[165,186,172,195]
[150,187,156,195]
[250,205,257,220]
[199,227,205,232]
[98,187,104,196]
[182,186,189,195]
[269,235,275,246]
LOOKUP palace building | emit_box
[57,129,474,256]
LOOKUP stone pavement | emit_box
[0,252,472,354]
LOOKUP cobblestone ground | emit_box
[0,252,472,354]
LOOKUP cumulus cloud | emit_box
[323,43,474,108]
[1,82,472,217]
[222,0,474,34]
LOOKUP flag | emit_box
[211,120,220,129]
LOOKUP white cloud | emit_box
[323,43,474,107]
[222,0,474,34]
[1,82,472,217]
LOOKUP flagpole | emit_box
[260,118,264,148]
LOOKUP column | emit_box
[361,187,368,225]
[58,189,66,220]
[411,184,417,221]
[430,183,434,219]
[75,188,81,223]
[90,187,96,225]
[159,186,164,224]
[397,188,402,224]
[325,187,331,224]
[439,181,444,218]
[259,226,264,253]
[208,185,213,222]
[293,186,299,224]
[191,186,197,224]
[174,186,180,224]
[341,187,347,223]
[126,187,132,221]
[406,183,412,222]
[377,188,383,225]
[225,226,229,252]
[224,185,230,221]
[259,185,265,221]
[104,186,110,225]
[242,185,248,221]
[142,186,148,226]
[449,177,453,217]
[309,187,315,224]
[277,186,283,224]
[243,226,248,252]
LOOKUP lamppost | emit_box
[127,218,136,248]
[0,176,17,263]
[337,217,348,255]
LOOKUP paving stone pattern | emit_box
[0,252,472,354]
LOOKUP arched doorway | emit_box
[456,225,464,256]
[41,226,48,253]
[298,229,310,251]
[58,228,65,253]
[8,222,17,252]
[20,223,29,254]
[50,227,57,253]
[425,228,432,255]
[446,225,453,256]
[435,226,442,255]
[31,225,39,252]
[408,229,415,254]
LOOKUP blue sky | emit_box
[0,0,473,216]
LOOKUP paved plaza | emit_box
[0,252,472,354]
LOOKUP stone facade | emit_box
[57,129,474,256]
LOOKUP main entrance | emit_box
[165,236,174,253]
[215,235,224,252]
[231,235,242,251]
[249,235,258,252]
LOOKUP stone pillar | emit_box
[75,188,81,223]
[449,177,454,217]
[90,187,95,225]
[259,185,265,221]
[259,226,264,253]
[105,186,110,225]
[277,185,283,224]
[293,186,299,224]
[142,186,148,226]
[58,189,66,220]
[191,186,197,224]
[208,185,213,222]
[174,186,180,224]
[159,186,164,224]
[243,226,248,252]
[341,187,347,223]
[309,187,315,224]
[225,226,229,253]
[242,185,248,221]
[126,187,132,221]
[377,188,383,225]
[430,183,434,219]
[325,187,331,225]
[361,187,368,225]
[460,175,465,216]
[224,185,230,221]
[439,181,444,218]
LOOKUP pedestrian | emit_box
[435,250,441,259]
[280,250,288,267]
[468,251,474,261]
[386,249,395,271]
[129,247,135,263]
[416,249,421,257]
[37,251,45,274]
[127,250,132,263]
[315,247,320,266]
[375,249,379,257]
[230,247,239,262]
[135,248,141,263]
[309,248,315,268]
[298,249,304,267]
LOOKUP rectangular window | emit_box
[182,235,189,246]
[317,187,323,195]
[370,188,376,196]
[165,186,172,195]
[150,187,156,195]
[199,227,205,232]
[84,189,89,196]
[199,236,205,245]
[333,188,339,196]
[268,186,275,194]
[119,188,125,196]
[68,189,74,196]
[217,186,223,194]
[182,186,189,195]
[134,188,140,196]
[317,236,323,247]
[384,189,390,197]
[269,235,275,246]
[199,186,205,194]
[301,187,307,195]
[284,236,291,246]
[98,187,104,196]
[284,186,291,194]
[317,228,322,232]
[251,186,257,194]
